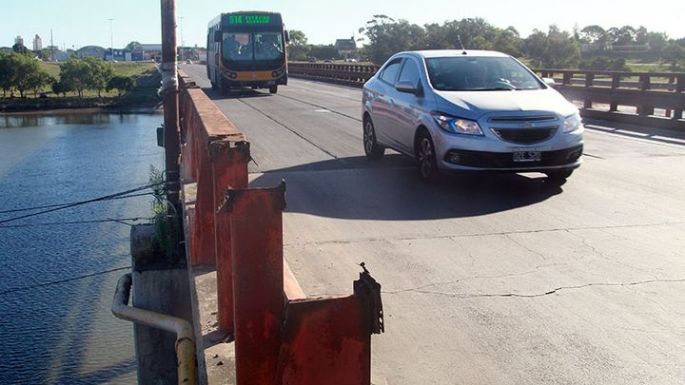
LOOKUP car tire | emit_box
[416,130,440,183]
[363,117,385,160]
[545,169,573,185]
[269,85,278,94]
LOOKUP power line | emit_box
[0,216,154,229]
[0,266,131,296]
[0,182,164,225]
[0,192,153,215]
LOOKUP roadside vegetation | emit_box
[0,52,158,107]
[289,18,685,71]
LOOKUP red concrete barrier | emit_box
[178,69,384,385]
[218,182,384,385]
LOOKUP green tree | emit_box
[0,52,19,97]
[287,30,311,61]
[662,42,684,70]
[52,80,72,97]
[125,41,141,51]
[12,42,28,55]
[646,32,668,54]
[60,58,91,97]
[27,71,55,97]
[309,45,339,61]
[360,16,426,64]
[523,26,580,68]
[12,54,42,98]
[107,76,135,97]
[83,57,114,97]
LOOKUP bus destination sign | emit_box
[229,15,272,25]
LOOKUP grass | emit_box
[624,60,678,73]
[13,62,159,99]
[39,61,156,80]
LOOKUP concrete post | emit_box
[130,224,193,385]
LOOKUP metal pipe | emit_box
[112,273,196,385]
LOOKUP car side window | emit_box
[398,59,420,85]
[379,59,403,84]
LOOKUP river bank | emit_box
[0,70,162,113]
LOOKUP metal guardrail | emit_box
[535,69,685,129]
[288,62,685,130]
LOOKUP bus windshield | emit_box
[222,32,283,61]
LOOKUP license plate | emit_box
[513,151,541,162]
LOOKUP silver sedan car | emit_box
[362,50,584,184]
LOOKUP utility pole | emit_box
[107,18,114,60]
[160,0,180,207]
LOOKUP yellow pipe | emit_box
[112,273,197,385]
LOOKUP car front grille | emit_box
[488,115,557,123]
[492,127,558,145]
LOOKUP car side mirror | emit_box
[396,81,423,96]
[214,31,222,43]
[284,30,290,44]
[542,77,556,87]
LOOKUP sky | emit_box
[1,0,683,49]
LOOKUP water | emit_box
[0,112,164,385]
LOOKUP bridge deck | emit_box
[181,64,685,385]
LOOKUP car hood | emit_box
[433,88,578,119]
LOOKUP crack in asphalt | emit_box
[383,263,570,295]
[283,220,685,248]
[385,278,685,299]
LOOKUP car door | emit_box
[389,57,424,154]
[369,58,403,146]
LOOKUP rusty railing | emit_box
[177,69,384,385]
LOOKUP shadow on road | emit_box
[250,156,564,221]
[203,86,272,101]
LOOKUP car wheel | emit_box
[416,130,440,182]
[545,169,573,185]
[269,85,278,94]
[363,117,385,160]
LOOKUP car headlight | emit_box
[563,113,583,133]
[431,113,483,136]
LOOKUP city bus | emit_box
[207,12,288,94]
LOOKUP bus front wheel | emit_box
[269,85,278,94]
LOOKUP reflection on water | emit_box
[0,113,119,129]
[0,112,164,384]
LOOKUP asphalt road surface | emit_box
[182,64,685,385]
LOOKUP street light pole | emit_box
[107,18,114,61]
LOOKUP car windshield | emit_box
[425,56,543,91]
[222,32,283,61]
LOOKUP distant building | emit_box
[335,37,356,58]
[33,35,42,51]
[197,47,208,63]
[77,45,106,59]
[105,49,132,62]
[15,36,24,46]
[131,44,162,61]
